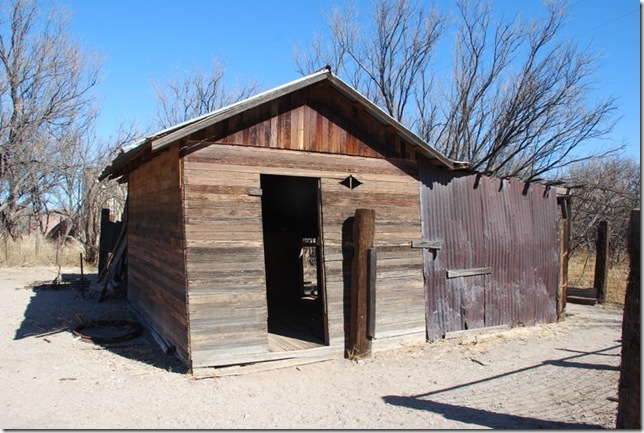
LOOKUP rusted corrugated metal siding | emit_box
[419,158,559,340]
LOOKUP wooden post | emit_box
[349,208,375,359]
[617,209,640,429]
[594,221,609,303]
[558,215,570,317]
[80,253,85,298]
[367,247,377,340]
[3,229,8,263]
[98,208,111,275]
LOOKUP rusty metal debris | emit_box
[72,320,143,344]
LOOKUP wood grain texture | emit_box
[183,163,268,368]
[182,83,424,163]
[127,144,190,365]
[183,143,425,367]
[349,209,375,358]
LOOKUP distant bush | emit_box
[568,249,628,304]
[0,235,86,268]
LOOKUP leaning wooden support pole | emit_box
[349,208,375,359]
[616,209,640,429]
[594,221,609,303]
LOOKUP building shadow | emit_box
[382,395,603,429]
[383,345,620,429]
[14,273,187,374]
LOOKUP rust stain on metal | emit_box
[419,158,559,340]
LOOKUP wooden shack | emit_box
[100,69,564,372]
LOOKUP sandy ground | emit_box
[0,267,624,429]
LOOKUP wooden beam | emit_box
[367,247,377,340]
[411,240,442,250]
[349,208,376,359]
[446,267,492,279]
[617,209,640,428]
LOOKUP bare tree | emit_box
[153,59,259,128]
[0,0,99,239]
[423,0,618,181]
[295,0,446,123]
[47,125,131,263]
[296,0,618,182]
[564,156,640,263]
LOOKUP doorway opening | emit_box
[260,174,328,352]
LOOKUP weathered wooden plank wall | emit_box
[186,84,420,163]
[419,158,559,340]
[182,159,268,368]
[127,144,190,364]
[183,134,425,367]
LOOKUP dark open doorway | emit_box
[261,174,328,351]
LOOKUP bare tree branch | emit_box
[152,59,259,128]
[0,0,99,239]
[296,0,618,183]
[564,156,640,263]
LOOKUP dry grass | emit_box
[0,235,86,268]
[568,250,630,305]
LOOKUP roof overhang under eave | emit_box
[99,68,455,181]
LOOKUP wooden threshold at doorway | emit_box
[268,332,325,352]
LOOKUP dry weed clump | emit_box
[568,250,629,304]
[0,236,85,268]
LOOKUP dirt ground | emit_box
[0,267,624,429]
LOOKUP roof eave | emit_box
[325,74,454,169]
[98,137,150,181]
[100,68,457,180]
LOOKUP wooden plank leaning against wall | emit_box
[182,143,426,368]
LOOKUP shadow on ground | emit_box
[383,345,620,429]
[14,273,187,374]
[382,396,603,429]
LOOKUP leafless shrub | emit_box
[564,156,640,264]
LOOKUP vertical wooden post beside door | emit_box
[349,208,375,359]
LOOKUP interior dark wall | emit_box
[263,231,302,309]
[261,175,318,237]
[261,175,319,311]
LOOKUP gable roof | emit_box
[100,68,455,181]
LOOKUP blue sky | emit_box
[64,0,640,161]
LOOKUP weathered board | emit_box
[123,80,432,369]
[183,83,423,163]
[183,162,268,368]
[183,140,425,368]
[419,158,559,340]
[127,144,190,364]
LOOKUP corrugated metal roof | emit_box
[99,68,454,181]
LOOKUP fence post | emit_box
[349,208,375,359]
[593,220,609,303]
[98,208,112,275]
[617,209,640,429]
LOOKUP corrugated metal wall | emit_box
[419,158,560,340]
